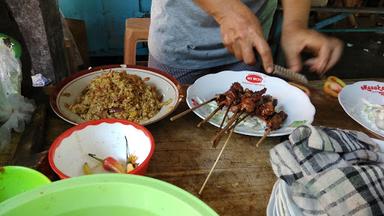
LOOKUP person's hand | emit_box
[215,2,274,73]
[281,26,343,74]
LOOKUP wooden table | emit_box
[7,78,384,216]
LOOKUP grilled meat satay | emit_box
[217,82,244,107]
[240,88,267,113]
[213,88,267,146]
[256,111,288,147]
[255,95,277,119]
[230,88,266,113]
[266,111,288,130]
[199,82,244,127]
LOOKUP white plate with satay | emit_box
[339,81,384,138]
[184,71,316,138]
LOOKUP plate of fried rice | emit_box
[50,65,183,125]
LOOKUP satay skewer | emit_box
[255,128,271,147]
[197,105,224,128]
[219,103,232,129]
[255,111,287,147]
[227,113,250,131]
[170,98,215,121]
[212,111,242,148]
[198,127,235,195]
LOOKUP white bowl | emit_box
[187,71,316,137]
[50,64,183,125]
[48,119,155,178]
[339,81,384,138]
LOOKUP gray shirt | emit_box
[148,0,277,69]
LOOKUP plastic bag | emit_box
[0,36,35,150]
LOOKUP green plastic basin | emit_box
[0,174,218,216]
[0,166,51,202]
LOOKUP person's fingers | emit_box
[232,40,243,60]
[240,40,256,65]
[304,58,317,71]
[324,39,343,72]
[305,39,343,74]
[222,33,234,54]
[316,43,332,74]
[285,50,302,73]
[253,38,273,73]
[304,58,316,66]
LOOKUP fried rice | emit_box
[68,71,163,122]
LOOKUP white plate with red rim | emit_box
[50,64,183,125]
[186,71,316,137]
[338,81,384,138]
[48,119,155,179]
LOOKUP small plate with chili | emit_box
[48,119,155,178]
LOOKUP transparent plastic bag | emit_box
[0,37,35,149]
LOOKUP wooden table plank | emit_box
[143,101,282,216]
[144,78,383,215]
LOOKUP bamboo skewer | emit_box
[212,111,242,148]
[197,105,224,128]
[125,136,129,169]
[198,127,235,195]
[227,113,250,131]
[255,128,271,147]
[219,103,232,129]
[170,98,215,121]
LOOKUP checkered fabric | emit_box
[270,125,384,215]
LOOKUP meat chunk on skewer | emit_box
[255,111,288,147]
[266,111,288,131]
[240,88,266,113]
[229,88,267,113]
[216,82,244,107]
[256,95,277,119]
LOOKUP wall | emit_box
[58,0,151,56]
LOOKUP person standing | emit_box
[148,0,343,84]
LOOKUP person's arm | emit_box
[193,0,274,73]
[281,0,310,30]
[280,0,343,74]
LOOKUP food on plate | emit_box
[323,76,346,97]
[191,82,288,146]
[88,153,125,174]
[68,71,164,122]
[362,99,384,130]
[124,136,139,173]
[82,162,92,175]
[126,154,139,172]
[198,82,287,132]
[197,83,288,195]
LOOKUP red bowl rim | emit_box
[48,118,155,179]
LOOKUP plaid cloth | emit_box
[270,125,384,216]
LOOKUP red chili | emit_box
[88,153,125,173]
